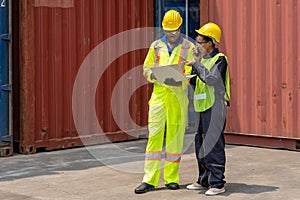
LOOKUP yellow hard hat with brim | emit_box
[195,22,222,44]
[162,10,183,31]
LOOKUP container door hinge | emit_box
[1,34,11,41]
[1,135,12,143]
[1,84,12,92]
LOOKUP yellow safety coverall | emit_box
[142,37,194,186]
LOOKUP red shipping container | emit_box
[200,0,300,150]
[16,0,154,154]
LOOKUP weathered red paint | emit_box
[17,0,154,153]
[200,0,300,150]
[19,0,36,154]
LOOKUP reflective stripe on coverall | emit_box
[142,38,194,186]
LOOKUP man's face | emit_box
[164,29,181,44]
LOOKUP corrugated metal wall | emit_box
[17,0,154,153]
[0,0,13,157]
[200,0,300,149]
[16,0,300,153]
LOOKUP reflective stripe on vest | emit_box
[145,151,162,161]
[178,40,190,72]
[154,39,190,70]
[153,40,161,66]
[194,53,230,112]
[165,152,181,163]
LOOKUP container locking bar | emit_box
[0,33,11,41]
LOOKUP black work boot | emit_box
[134,182,155,194]
[165,182,179,190]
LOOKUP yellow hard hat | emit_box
[195,22,222,44]
[162,10,183,31]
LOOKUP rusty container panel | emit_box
[18,0,154,154]
[200,0,300,149]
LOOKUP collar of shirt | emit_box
[204,48,220,59]
[161,35,183,55]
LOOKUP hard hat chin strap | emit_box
[210,37,218,45]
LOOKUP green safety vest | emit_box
[194,53,230,112]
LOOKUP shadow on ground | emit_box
[194,182,279,196]
[225,182,279,195]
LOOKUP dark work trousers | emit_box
[195,99,227,189]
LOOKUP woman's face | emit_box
[196,35,211,52]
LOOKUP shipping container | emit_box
[13,0,300,155]
[0,0,13,156]
[200,0,300,150]
[15,0,155,154]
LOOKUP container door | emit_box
[155,0,200,132]
[155,0,200,39]
[0,0,12,156]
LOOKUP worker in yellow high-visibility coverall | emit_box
[135,9,194,194]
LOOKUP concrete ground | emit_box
[0,134,299,200]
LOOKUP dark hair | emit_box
[177,26,182,32]
[200,35,215,47]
